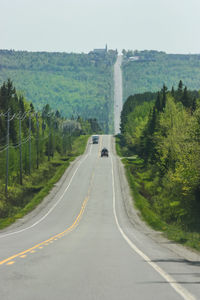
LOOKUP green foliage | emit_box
[121,157,166,231]
[0,133,89,229]
[122,50,200,103]
[0,80,99,219]
[117,152,200,251]
[120,82,200,233]
[120,91,157,132]
[0,50,117,133]
[120,92,155,155]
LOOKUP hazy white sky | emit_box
[1,0,200,54]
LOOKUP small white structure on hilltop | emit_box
[129,56,140,61]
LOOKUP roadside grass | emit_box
[0,135,89,229]
[122,157,166,231]
[71,135,89,156]
[116,138,200,252]
[115,136,123,157]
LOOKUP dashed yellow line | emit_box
[7,261,15,265]
[98,135,103,157]
[0,170,95,267]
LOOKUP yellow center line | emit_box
[98,135,103,157]
[0,170,95,267]
[7,261,15,265]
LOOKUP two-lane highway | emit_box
[114,55,123,134]
[0,135,200,299]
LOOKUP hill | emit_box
[122,50,200,102]
[0,49,117,133]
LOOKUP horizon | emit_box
[1,48,200,56]
[1,0,200,55]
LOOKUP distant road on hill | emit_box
[114,55,123,134]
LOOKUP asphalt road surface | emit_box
[114,55,123,134]
[0,135,200,300]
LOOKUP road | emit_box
[114,55,123,134]
[0,135,200,300]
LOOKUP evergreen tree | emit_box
[191,98,197,113]
[181,86,190,107]
[177,80,183,101]
[161,84,167,110]
[155,92,162,112]
[55,110,61,118]
[19,96,25,113]
[178,80,183,92]
[171,86,175,97]
[30,102,34,112]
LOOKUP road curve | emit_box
[0,135,199,300]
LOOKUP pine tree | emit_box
[181,86,190,107]
[55,110,61,118]
[191,98,197,113]
[177,80,183,101]
[19,96,25,113]
[178,80,183,92]
[161,84,168,111]
[171,86,175,97]
[30,103,34,112]
[155,92,162,112]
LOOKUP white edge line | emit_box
[0,143,92,239]
[111,155,196,300]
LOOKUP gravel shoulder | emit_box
[0,138,91,235]
[112,136,200,263]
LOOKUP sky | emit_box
[1,0,200,54]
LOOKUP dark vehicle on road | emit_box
[92,135,99,144]
[101,148,109,157]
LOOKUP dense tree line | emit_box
[0,80,101,205]
[120,81,200,229]
[120,92,157,134]
[122,50,200,104]
[0,49,117,133]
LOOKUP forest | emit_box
[0,49,117,133]
[0,79,101,224]
[122,50,200,103]
[118,81,200,248]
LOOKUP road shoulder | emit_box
[112,136,200,263]
[0,137,92,234]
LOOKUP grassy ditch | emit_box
[0,135,89,229]
[116,137,200,252]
